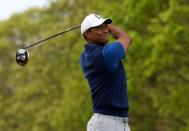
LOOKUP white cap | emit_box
[81,14,112,35]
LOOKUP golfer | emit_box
[80,14,132,131]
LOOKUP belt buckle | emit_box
[123,118,127,123]
[116,116,125,122]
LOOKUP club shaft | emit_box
[24,25,81,49]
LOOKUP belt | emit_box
[94,113,129,123]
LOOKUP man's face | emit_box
[84,24,109,44]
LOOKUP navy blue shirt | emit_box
[80,42,129,117]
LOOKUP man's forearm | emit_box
[107,24,132,52]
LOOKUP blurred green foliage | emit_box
[0,0,188,130]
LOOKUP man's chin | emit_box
[96,39,108,45]
[100,41,108,45]
[102,38,108,43]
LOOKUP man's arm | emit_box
[107,24,132,52]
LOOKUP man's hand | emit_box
[107,24,132,52]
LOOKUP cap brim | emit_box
[103,18,112,24]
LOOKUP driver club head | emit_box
[16,49,29,66]
[14,25,80,66]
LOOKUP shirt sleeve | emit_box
[103,42,126,72]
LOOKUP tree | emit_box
[0,0,188,130]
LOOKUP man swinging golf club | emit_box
[80,14,132,131]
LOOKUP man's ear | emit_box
[84,31,92,39]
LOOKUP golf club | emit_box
[16,25,81,66]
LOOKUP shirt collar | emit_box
[85,43,106,49]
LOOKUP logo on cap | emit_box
[94,14,103,19]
